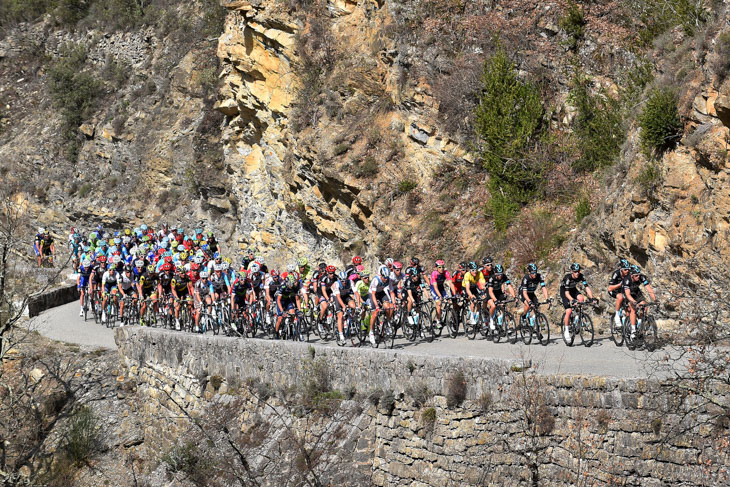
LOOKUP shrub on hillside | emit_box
[559,1,586,50]
[639,88,682,158]
[569,72,624,172]
[474,47,545,230]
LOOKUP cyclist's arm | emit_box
[584,285,594,300]
[645,283,656,302]
[488,285,497,302]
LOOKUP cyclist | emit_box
[463,262,486,325]
[89,256,106,311]
[487,264,516,330]
[608,258,631,329]
[101,261,120,322]
[332,270,356,342]
[241,248,256,271]
[389,261,405,301]
[318,265,337,328]
[347,255,363,279]
[117,265,137,325]
[519,263,548,319]
[247,263,265,305]
[560,263,597,341]
[210,264,231,300]
[623,265,657,340]
[77,257,93,317]
[194,270,214,332]
[34,228,55,267]
[263,269,281,319]
[430,259,455,329]
[137,264,159,325]
[354,270,371,309]
[171,267,193,330]
[275,274,301,338]
[403,267,424,326]
[480,256,494,281]
[368,266,395,346]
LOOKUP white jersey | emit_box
[118,272,135,291]
[102,270,119,287]
[388,271,404,292]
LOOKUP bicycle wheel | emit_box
[578,313,594,347]
[445,306,458,338]
[357,312,369,344]
[561,312,575,347]
[492,310,503,343]
[610,312,624,347]
[399,307,414,342]
[536,313,550,346]
[504,311,517,344]
[465,309,478,340]
[82,293,89,321]
[386,316,396,349]
[520,314,533,345]
[643,316,658,351]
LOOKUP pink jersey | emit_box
[431,270,452,289]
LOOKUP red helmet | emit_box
[326,265,336,273]
[352,255,362,265]
[190,263,200,271]
[270,269,279,277]
[113,250,122,256]
[161,262,173,272]
[356,264,364,272]
[435,259,445,267]
[97,255,107,263]
[393,261,403,270]
[164,255,173,264]
[157,248,165,255]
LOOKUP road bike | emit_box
[370,307,396,348]
[561,299,597,347]
[489,298,516,344]
[464,295,487,340]
[623,302,659,351]
[337,304,362,347]
[518,298,552,346]
[609,296,629,347]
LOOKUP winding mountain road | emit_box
[34,301,667,378]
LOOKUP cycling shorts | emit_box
[491,291,506,303]
[430,285,451,301]
[561,288,580,309]
[333,294,354,312]
[367,290,390,309]
[141,287,155,299]
[103,283,117,294]
[520,291,537,304]
[176,288,190,299]
[233,294,246,306]
[78,276,89,289]
[276,298,296,316]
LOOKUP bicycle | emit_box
[489,298,516,343]
[403,299,434,342]
[103,292,119,329]
[121,294,139,327]
[623,302,659,351]
[370,307,396,348]
[464,295,487,340]
[561,299,597,347]
[337,305,361,347]
[519,299,552,346]
[81,288,91,322]
[441,295,461,338]
[609,297,629,347]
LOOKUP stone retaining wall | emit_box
[28,283,78,318]
[115,327,729,486]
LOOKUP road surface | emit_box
[34,301,668,378]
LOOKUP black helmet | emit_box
[526,263,537,274]
[619,258,630,270]
[630,264,641,275]
[482,256,493,265]
[494,264,504,274]
[410,256,420,266]
[570,262,581,272]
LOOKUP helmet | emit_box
[326,265,336,274]
[176,266,185,276]
[146,265,155,274]
[82,258,91,267]
[385,258,394,267]
[140,224,148,231]
[298,257,308,267]
[270,269,279,277]
[214,263,223,271]
[214,251,221,259]
[38,227,45,234]
[435,259,445,267]
[482,256,493,265]
[406,267,417,277]
[251,263,260,273]
[199,270,209,278]
[352,255,362,265]
[458,261,467,271]
[134,260,144,269]
[254,255,263,264]
[393,261,403,270]
[161,263,172,272]
[527,263,538,274]
[360,270,371,278]
[570,262,581,272]
[355,264,364,272]
[123,265,133,273]
[318,262,327,271]
[114,238,121,245]
[468,261,478,271]
[179,252,188,261]
[164,255,173,264]
[619,258,630,270]
[379,266,389,279]
[337,271,347,281]
[494,264,504,274]
[287,263,296,273]
[176,245,185,252]
[221,262,229,270]
[113,255,122,264]
[410,257,420,266]
[191,263,201,271]
[194,255,203,264]
[630,265,641,275]
[286,275,297,288]
[160,241,168,249]
[97,256,107,263]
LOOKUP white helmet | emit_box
[82,258,91,267]
[194,255,203,264]
[113,255,122,264]
[255,255,264,264]
[287,263,296,273]
[38,227,45,234]
[385,257,394,267]
[251,263,260,273]
[200,270,209,278]
[214,263,223,271]
[221,262,229,270]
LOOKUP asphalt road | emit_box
[35,301,666,378]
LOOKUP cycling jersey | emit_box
[231,277,250,296]
[118,273,135,292]
[403,276,424,300]
[368,275,390,295]
[622,274,650,299]
[388,271,405,292]
[519,273,545,293]
[560,272,588,308]
[430,270,452,291]
[171,275,190,294]
[462,271,486,291]
[158,271,174,293]
[608,269,628,297]
[488,274,511,298]
[318,274,336,298]
[139,272,157,290]
[332,279,353,299]
[264,276,281,295]
[92,265,105,284]
[102,270,118,292]
[210,273,230,293]
[195,279,212,297]
[354,280,370,299]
